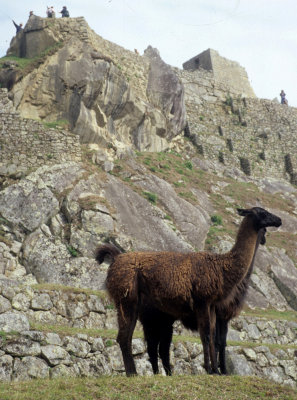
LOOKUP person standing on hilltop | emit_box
[280,90,288,105]
[12,21,23,33]
[60,6,70,18]
[47,6,56,18]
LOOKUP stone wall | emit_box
[182,48,255,98]
[0,89,81,177]
[0,283,296,386]
[176,69,297,182]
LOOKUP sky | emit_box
[0,0,297,106]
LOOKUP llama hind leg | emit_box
[142,321,160,374]
[117,302,138,376]
[159,321,173,376]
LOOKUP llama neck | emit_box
[244,228,263,281]
[223,218,258,294]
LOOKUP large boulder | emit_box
[144,45,187,139]
[7,16,58,58]
[0,175,59,233]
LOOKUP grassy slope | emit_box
[110,151,297,264]
[1,376,296,400]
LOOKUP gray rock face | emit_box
[125,161,211,249]
[0,176,59,232]
[7,19,186,153]
[104,175,194,251]
[8,16,57,59]
[144,45,186,139]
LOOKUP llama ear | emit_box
[237,208,250,216]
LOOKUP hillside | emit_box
[0,15,296,387]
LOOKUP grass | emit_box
[0,375,296,400]
[30,283,107,299]
[43,119,69,129]
[0,42,63,73]
[242,307,297,322]
[143,191,158,204]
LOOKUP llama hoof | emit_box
[126,372,137,377]
[210,368,220,375]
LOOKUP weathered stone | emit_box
[227,353,254,375]
[12,356,49,381]
[31,293,53,311]
[87,295,105,313]
[63,336,91,358]
[45,333,62,346]
[0,311,29,332]
[0,355,13,382]
[132,339,146,355]
[12,293,31,311]
[0,295,12,313]
[41,345,71,366]
[5,339,41,357]
[91,337,105,352]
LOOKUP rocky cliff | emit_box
[0,15,296,385]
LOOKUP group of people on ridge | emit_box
[46,6,69,18]
[13,6,70,33]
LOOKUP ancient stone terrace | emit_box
[0,89,81,177]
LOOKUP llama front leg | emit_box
[198,304,219,374]
[197,306,211,374]
[117,302,138,376]
[217,318,228,375]
[209,305,219,374]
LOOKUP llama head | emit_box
[237,207,282,230]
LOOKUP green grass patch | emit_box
[0,375,296,400]
[0,55,34,69]
[30,283,107,299]
[211,214,223,226]
[143,191,158,204]
[242,308,297,322]
[43,119,69,129]
[67,245,78,257]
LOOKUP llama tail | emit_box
[95,243,122,264]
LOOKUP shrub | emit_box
[143,191,157,204]
[211,214,223,226]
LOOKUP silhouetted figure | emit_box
[29,11,34,17]
[60,6,70,17]
[12,21,23,33]
[280,90,288,105]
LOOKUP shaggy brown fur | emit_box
[95,207,281,376]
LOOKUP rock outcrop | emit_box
[3,16,187,155]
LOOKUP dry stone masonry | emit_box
[0,89,81,177]
[0,283,295,387]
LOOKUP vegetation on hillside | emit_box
[108,151,297,265]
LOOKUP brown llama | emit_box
[95,207,281,376]
[136,227,267,376]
